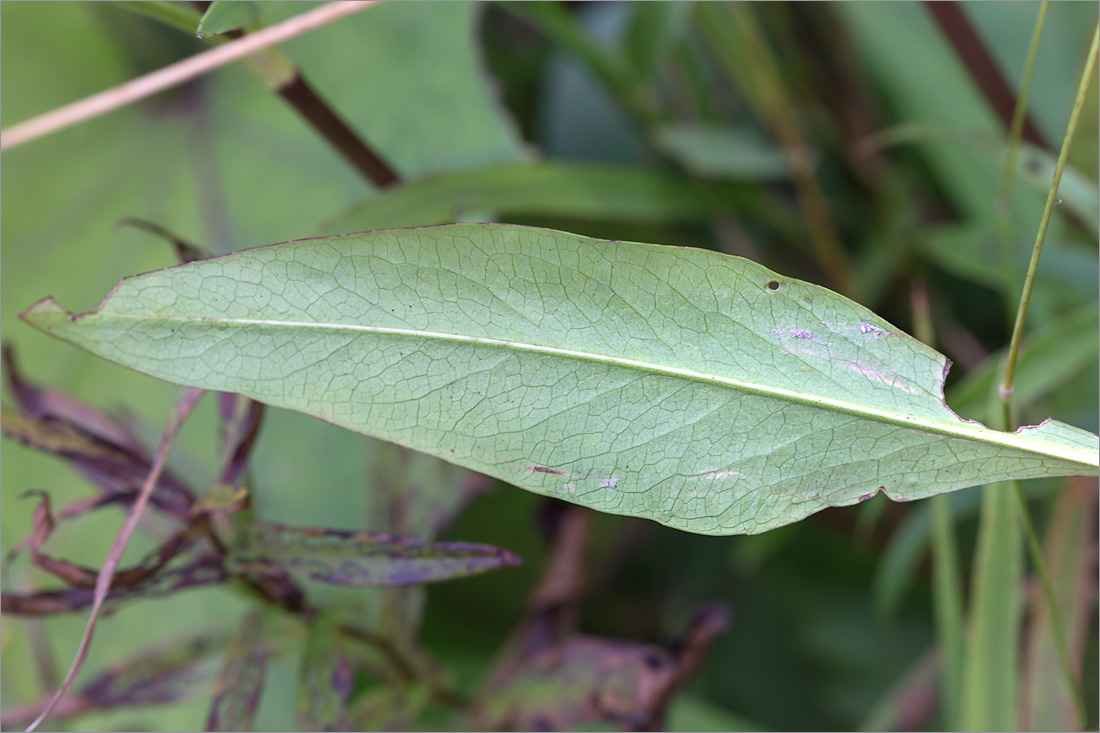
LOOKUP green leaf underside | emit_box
[22,224,1099,535]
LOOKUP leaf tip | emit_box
[19,297,70,327]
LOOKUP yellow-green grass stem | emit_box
[1001,23,1098,405]
[991,21,1098,731]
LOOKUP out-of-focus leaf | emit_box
[961,483,1022,731]
[872,481,1057,618]
[653,124,790,180]
[623,2,693,83]
[3,345,143,452]
[196,1,259,38]
[479,636,679,730]
[857,126,1097,240]
[918,224,1099,303]
[110,1,202,35]
[216,394,264,485]
[930,493,964,728]
[962,2,1099,152]
[206,609,269,732]
[1,557,227,616]
[322,162,764,234]
[0,631,225,729]
[837,4,1044,223]
[298,611,353,732]
[360,441,489,639]
[83,632,225,707]
[479,604,729,731]
[948,302,1099,422]
[23,225,1100,535]
[858,648,938,732]
[257,2,525,179]
[1022,477,1097,731]
[346,683,430,733]
[227,522,521,587]
[365,441,487,543]
[1015,143,1099,239]
[522,1,651,163]
[0,407,194,520]
[665,695,765,733]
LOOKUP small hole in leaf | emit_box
[766,280,781,291]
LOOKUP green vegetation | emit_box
[2,3,1096,731]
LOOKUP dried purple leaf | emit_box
[1,406,194,519]
[206,609,270,732]
[478,603,731,732]
[217,394,264,486]
[1,557,227,616]
[227,522,521,587]
[3,345,143,451]
[298,612,353,732]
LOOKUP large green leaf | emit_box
[21,225,1099,535]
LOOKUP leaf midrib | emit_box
[99,310,1096,467]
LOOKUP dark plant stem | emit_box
[276,75,399,187]
[191,1,399,188]
[924,1,1047,149]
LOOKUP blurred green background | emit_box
[2,2,1097,730]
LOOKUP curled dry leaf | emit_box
[1,557,227,616]
[17,489,206,590]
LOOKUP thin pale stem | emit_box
[1,1,379,151]
[25,389,205,732]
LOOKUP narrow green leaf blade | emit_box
[653,124,790,180]
[22,225,1099,535]
[321,162,763,234]
[961,483,1022,731]
[1022,479,1094,731]
[227,522,521,586]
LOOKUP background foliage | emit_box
[2,2,1097,731]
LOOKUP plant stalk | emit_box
[1001,23,1099,405]
[989,20,1098,732]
